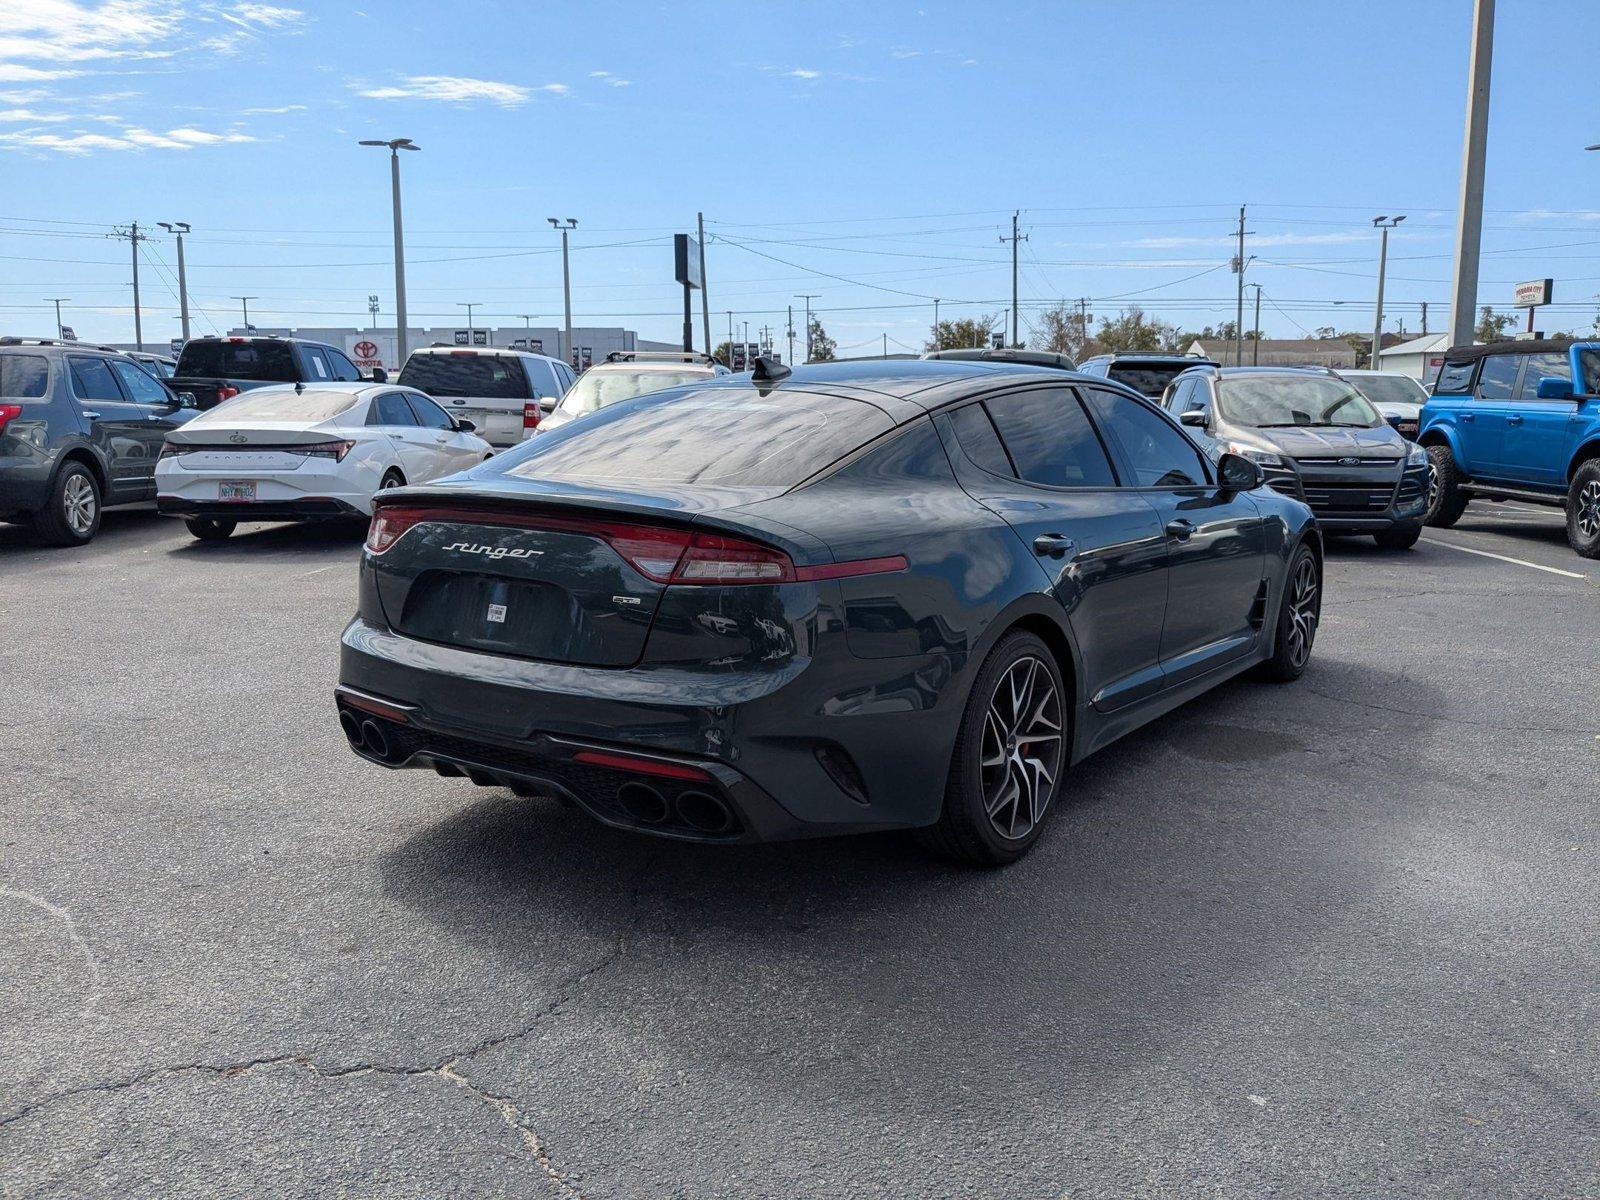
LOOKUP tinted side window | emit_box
[1583,351,1600,395]
[110,359,171,405]
[948,402,1014,477]
[527,360,559,397]
[404,392,454,430]
[0,353,50,398]
[1433,360,1476,394]
[370,392,417,426]
[983,388,1116,488]
[68,356,126,403]
[1476,355,1519,400]
[327,349,361,381]
[1512,352,1571,401]
[303,347,333,381]
[1081,387,1209,488]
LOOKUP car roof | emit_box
[407,344,564,361]
[242,381,389,397]
[588,359,719,372]
[1084,353,1218,364]
[1440,338,1588,361]
[923,347,1078,369]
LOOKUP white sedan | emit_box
[155,383,492,541]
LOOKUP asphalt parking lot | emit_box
[1,505,1595,1198]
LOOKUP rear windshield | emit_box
[501,388,894,487]
[559,368,710,415]
[1108,364,1194,398]
[1346,374,1427,408]
[176,340,298,382]
[0,353,50,399]
[398,353,532,400]
[189,388,358,423]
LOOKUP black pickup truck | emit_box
[168,336,371,409]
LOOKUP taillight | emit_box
[158,439,188,459]
[216,385,239,403]
[523,402,540,431]
[0,403,22,434]
[366,505,421,553]
[675,532,794,583]
[297,439,354,461]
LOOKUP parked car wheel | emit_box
[918,630,1066,867]
[1566,459,1600,559]
[380,468,406,490]
[1374,523,1422,551]
[185,517,236,542]
[1256,542,1320,683]
[31,461,101,547]
[1422,444,1467,528]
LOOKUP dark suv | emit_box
[1077,353,1219,400]
[0,338,196,545]
[1164,365,1428,549]
[168,335,366,410]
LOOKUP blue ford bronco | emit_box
[1419,339,1600,557]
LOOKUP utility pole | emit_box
[548,217,577,367]
[47,298,69,339]
[1449,0,1494,346]
[932,297,941,347]
[1250,284,1263,365]
[1233,205,1248,366]
[368,294,380,325]
[999,211,1028,346]
[787,305,795,365]
[231,296,257,332]
[796,294,818,361]
[359,138,420,363]
[158,222,191,341]
[1076,297,1091,353]
[1420,301,1429,335]
[111,222,149,351]
[743,320,749,361]
[882,333,888,357]
[1371,216,1404,370]
[697,212,712,357]
[458,302,482,343]
[726,311,734,367]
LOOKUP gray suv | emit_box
[0,338,196,546]
[1164,365,1430,549]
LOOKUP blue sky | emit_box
[4,0,1600,351]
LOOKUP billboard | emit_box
[1514,278,1553,308]
[674,234,703,290]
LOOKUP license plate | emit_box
[1398,422,1418,434]
[218,480,256,502]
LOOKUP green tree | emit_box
[807,315,837,362]
[712,340,734,368]
[1094,306,1185,354]
[1475,306,1516,342]
[926,314,1001,352]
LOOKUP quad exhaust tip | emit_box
[676,790,734,835]
[358,718,392,762]
[338,709,363,748]
[616,782,669,825]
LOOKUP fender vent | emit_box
[1248,579,1270,629]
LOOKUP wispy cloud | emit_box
[0,123,256,153]
[240,102,305,113]
[889,47,922,59]
[785,68,820,80]
[355,74,563,106]
[0,0,185,66]
[589,70,631,87]
[0,64,80,82]
[0,107,70,122]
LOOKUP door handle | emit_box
[81,409,100,420]
[1032,533,1076,558]
[435,435,450,443]
[1165,518,1196,540]
[1506,414,1524,426]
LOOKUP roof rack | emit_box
[605,350,716,365]
[923,348,1078,369]
[0,336,131,353]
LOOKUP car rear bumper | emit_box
[158,496,365,520]
[336,614,963,842]
[435,404,527,448]
[155,463,373,518]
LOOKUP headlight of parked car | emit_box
[1224,442,1283,466]
[1406,442,1427,466]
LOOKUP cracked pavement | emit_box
[1,505,1596,1197]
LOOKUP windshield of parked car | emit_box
[397,353,533,400]
[1107,363,1200,398]
[1346,374,1427,409]
[188,388,359,423]
[1215,376,1382,428]
[502,388,892,486]
[175,340,298,381]
[558,368,709,415]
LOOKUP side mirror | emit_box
[1179,408,1209,427]
[455,418,476,433]
[540,397,557,414]
[1535,375,1574,401]
[176,391,197,409]
[1217,452,1263,491]
[370,366,388,384]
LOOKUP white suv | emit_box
[396,345,574,447]
[540,351,729,433]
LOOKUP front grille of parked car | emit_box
[1299,483,1397,513]
[1394,469,1426,506]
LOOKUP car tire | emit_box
[379,468,405,491]
[1566,458,1600,559]
[185,516,236,541]
[1374,522,1422,551]
[1255,541,1320,683]
[30,461,101,546]
[1422,443,1467,527]
[917,630,1067,867]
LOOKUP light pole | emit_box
[158,222,191,341]
[796,294,818,362]
[1249,284,1263,365]
[47,298,69,339]
[458,302,482,344]
[1372,215,1405,369]
[360,137,420,362]
[548,218,576,367]
[932,297,941,346]
[727,311,734,366]
[1448,0,1494,346]
[231,295,258,332]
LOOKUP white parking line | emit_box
[1422,537,1588,580]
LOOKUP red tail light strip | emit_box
[571,749,713,782]
[365,502,909,585]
